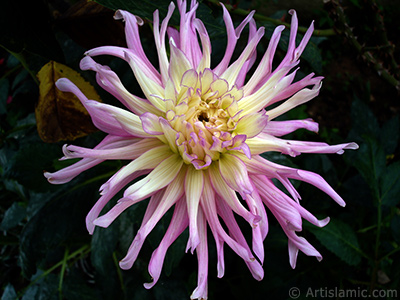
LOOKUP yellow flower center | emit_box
[162,68,247,170]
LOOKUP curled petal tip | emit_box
[55,78,73,92]
[143,281,155,290]
[119,259,132,270]
[347,142,359,150]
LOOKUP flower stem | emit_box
[19,245,90,298]
[58,247,69,300]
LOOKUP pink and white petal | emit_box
[63,137,159,160]
[135,165,186,237]
[263,119,319,137]
[185,167,205,253]
[252,156,346,207]
[266,74,323,107]
[291,169,346,207]
[243,154,301,201]
[114,10,161,83]
[55,78,126,136]
[213,4,255,75]
[86,46,162,86]
[153,3,176,85]
[232,18,258,88]
[218,153,253,197]
[201,176,255,264]
[123,154,184,200]
[87,145,174,232]
[44,158,102,184]
[287,232,322,269]
[101,145,173,195]
[80,56,159,115]
[88,101,150,138]
[245,189,267,263]
[177,0,202,68]
[140,112,164,135]
[144,197,188,289]
[238,64,297,114]
[253,176,303,231]
[169,43,193,91]
[265,82,322,120]
[280,140,359,155]
[159,118,180,152]
[235,112,269,138]
[193,19,211,72]
[45,134,126,184]
[190,208,208,300]
[208,163,259,226]
[220,26,264,89]
[86,169,149,234]
[119,191,165,270]
[216,198,264,281]
[123,52,166,112]
[119,167,186,270]
[243,25,285,95]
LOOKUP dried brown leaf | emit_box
[35,61,100,143]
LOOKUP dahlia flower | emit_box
[45,1,358,299]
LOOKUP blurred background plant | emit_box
[0,0,399,299]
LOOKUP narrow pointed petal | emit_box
[80,56,159,115]
[114,10,160,83]
[123,154,184,200]
[263,119,319,136]
[144,198,188,289]
[45,135,127,184]
[153,3,175,85]
[235,112,268,138]
[185,167,205,253]
[265,82,322,120]
[219,153,253,197]
[64,138,162,160]
[208,163,259,226]
[213,5,255,75]
[119,168,186,269]
[190,208,208,300]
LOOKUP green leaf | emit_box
[349,97,380,142]
[19,184,96,278]
[306,219,364,266]
[6,142,61,193]
[91,225,119,276]
[380,115,399,155]
[351,139,386,199]
[0,202,26,231]
[21,272,59,300]
[91,213,121,300]
[380,161,400,207]
[1,284,17,300]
